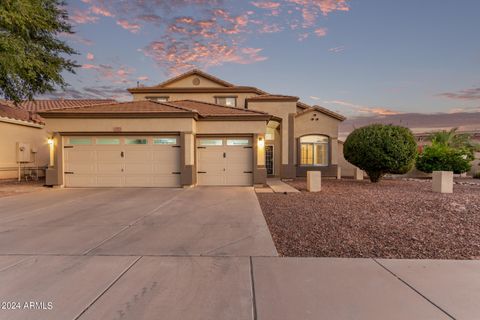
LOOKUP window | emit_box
[153,137,177,145]
[96,138,120,145]
[215,97,237,107]
[125,138,147,145]
[266,127,275,141]
[198,139,223,146]
[146,96,169,102]
[68,138,91,145]
[226,138,251,146]
[300,135,329,166]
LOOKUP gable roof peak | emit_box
[154,69,235,88]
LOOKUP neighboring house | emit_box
[38,70,346,187]
[0,99,115,179]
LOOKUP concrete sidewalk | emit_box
[1,256,478,320]
[266,178,300,193]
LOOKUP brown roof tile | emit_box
[39,100,189,114]
[0,102,44,125]
[38,99,270,120]
[296,104,346,121]
[0,99,116,112]
[168,100,269,117]
[247,94,299,102]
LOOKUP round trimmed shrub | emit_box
[343,124,417,182]
[416,144,473,174]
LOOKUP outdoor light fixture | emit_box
[47,138,54,145]
[47,138,54,167]
[258,136,265,148]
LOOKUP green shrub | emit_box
[416,144,473,174]
[343,124,417,183]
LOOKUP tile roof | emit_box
[247,94,299,102]
[0,99,116,111]
[0,102,44,125]
[38,99,270,120]
[39,100,189,114]
[296,105,346,121]
[167,100,269,117]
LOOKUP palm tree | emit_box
[428,128,478,151]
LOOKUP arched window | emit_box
[300,135,329,166]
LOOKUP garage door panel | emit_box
[197,173,225,186]
[125,163,154,174]
[65,175,96,187]
[97,163,123,174]
[65,163,96,174]
[153,163,179,174]
[64,135,180,187]
[96,176,124,187]
[65,150,95,162]
[97,150,122,162]
[152,175,181,187]
[126,150,154,161]
[226,174,252,186]
[196,138,253,186]
[153,148,180,162]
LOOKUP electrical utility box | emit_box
[16,142,32,163]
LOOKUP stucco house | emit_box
[3,69,346,187]
[0,99,114,179]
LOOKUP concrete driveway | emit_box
[0,187,277,256]
[1,188,480,319]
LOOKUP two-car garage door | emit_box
[64,136,181,187]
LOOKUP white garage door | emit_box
[197,137,253,186]
[64,136,181,187]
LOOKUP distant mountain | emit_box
[339,112,480,140]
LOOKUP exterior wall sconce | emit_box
[258,136,265,149]
[48,137,54,167]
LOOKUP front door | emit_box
[265,145,274,175]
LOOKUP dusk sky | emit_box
[52,0,480,118]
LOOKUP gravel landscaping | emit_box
[257,179,480,259]
[0,179,46,198]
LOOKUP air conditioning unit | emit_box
[16,142,32,163]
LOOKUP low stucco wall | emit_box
[337,141,360,178]
[0,121,49,179]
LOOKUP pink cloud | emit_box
[325,100,401,116]
[70,9,99,24]
[251,2,281,9]
[81,63,136,84]
[90,5,114,17]
[314,27,327,37]
[86,52,94,61]
[137,76,149,81]
[117,19,141,33]
[142,40,267,75]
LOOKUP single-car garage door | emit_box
[64,136,181,187]
[197,137,253,186]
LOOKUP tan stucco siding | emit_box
[162,75,226,88]
[132,92,258,109]
[0,121,49,179]
[248,101,296,165]
[337,141,358,177]
[295,111,339,138]
[43,118,196,134]
[196,120,267,135]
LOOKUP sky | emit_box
[50,0,480,118]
